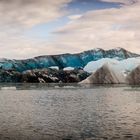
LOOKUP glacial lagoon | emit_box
[0,84,139,140]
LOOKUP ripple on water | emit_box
[0,85,139,140]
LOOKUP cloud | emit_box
[51,0,140,54]
[0,0,72,59]
[101,0,138,5]
[0,0,140,59]
[68,14,82,20]
[0,0,72,27]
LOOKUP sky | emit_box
[0,0,139,59]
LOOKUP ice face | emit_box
[0,48,139,72]
[84,57,140,75]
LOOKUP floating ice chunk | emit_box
[63,67,74,71]
[1,87,16,90]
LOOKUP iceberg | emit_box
[126,65,140,85]
[84,57,140,76]
[81,63,125,84]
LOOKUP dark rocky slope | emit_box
[0,68,90,83]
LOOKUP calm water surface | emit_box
[0,84,139,140]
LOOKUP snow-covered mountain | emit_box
[0,48,139,72]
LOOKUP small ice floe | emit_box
[1,86,17,90]
[54,85,76,89]
[49,66,59,70]
[63,67,74,71]
[63,86,76,89]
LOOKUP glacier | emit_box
[0,48,139,72]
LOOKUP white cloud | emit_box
[0,0,72,59]
[0,0,72,27]
[101,0,138,5]
[68,14,82,20]
[0,0,140,59]
[51,0,140,54]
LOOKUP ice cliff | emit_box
[0,48,138,72]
